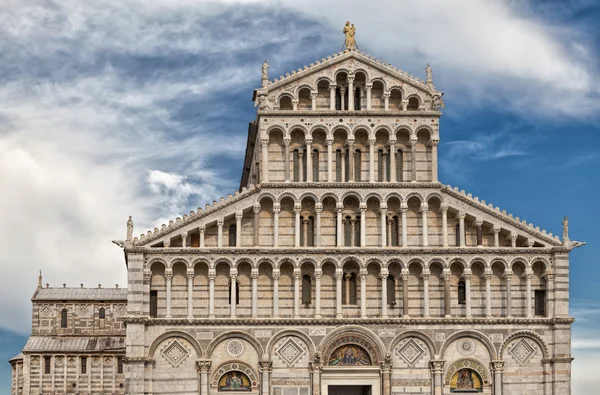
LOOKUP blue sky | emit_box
[0,0,599,393]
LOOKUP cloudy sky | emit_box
[1,0,599,392]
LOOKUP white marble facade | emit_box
[11,48,576,395]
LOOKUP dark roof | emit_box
[32,287,127,301]
[23,336,125,353]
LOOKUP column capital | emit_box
[291,98,299,105]
[273,202,281,213]
[409,137,418,146]
[251,269,259,280]
[186,269,195,279]
[347,76,355,83]
[272,269,281,280]
[430,360,445,373]
[258,361,273,373]
[525,272,533,280]
[368,138,376,146]
[253,204,261,214]
[208,269,216,280]
[163,239,170,248]
[440,204,449,213]
[383,92,391,98]
[196,359,212,373]
[493,226,501,233]
[475,219,484,227]
[365,83,373,90]
[329,84,337,91]
[380,208,388,215]
[335,269,344,280]
[419,203,429,213]
[490,360,505,373]
[315,202,323,213]
[143,270,152,283]
[283,138,291,147]
[310,92,318,99]
[400,205,408,214]
[305,137,313,145]
[199,225,206,233]
[379,272,389,280]
[164,270,173,280]
[293,269,302,280]
[359,270,368,281]
[458,212,466,220]
[509,233,518,241]
[441,270,451,281]
[217,219,224,227]
[420,273,430,281]
[400,273,409,282]
[260,138,269,147]
[313,270,323,280]
[182,231,188,238]
[235,211,243,219]
[326,138,333,145]
[428,138,440,147]
[229,268,238,278]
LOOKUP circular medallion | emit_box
[457,339,476,356]
[226,339,245,358]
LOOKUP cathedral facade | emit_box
[11,43,577,395]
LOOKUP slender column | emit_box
[381,357,392,395]
[409,137,417,182]
[464,271,472,318]
[298,150,304,182]
[401,205,408,247]
[187,270,194,319]
[251,269,259,318]
[335,270,343,318]
[430,139,439,182]
[401,273,409,317]
[164,238,170,248]
[360,206,366,247]
[443,271,451,317]
[329,85,336,110]
[305,139,313,182]
[181,231,188,248]
[401,100,408,111]
[292,98,299,111]
[360,270,367,318]
[235,212,242,247]
[380,270,388,318]
[365,84,372,110]
[315,204,322,247]
[253,204,260,246]
[310,92,317,111]
[294,205,301,247]
[431,361,445,395]
[344,273,351,305]
[340,150,346,182]
[387,218,393,247]
[259,362,273,395]
[340,88,346,111]
[208,270,215,318]
[273,203,280,247]
[527,238,535,248]
[485,271,492,318]
[476,219,483,246]
[383,92,390,111]
[293,269,301,318]
[546,271,555,317]
[261,139,269,182]
[421,203,429,247]
[326,139,333,182]
[505,275,512,318]
[525,271,533,318]
[347,76,355,111]
[493,226,500,247]
[350,219,356,247]
[368,139,376,182]
[272,270,280,317]
[382,151,388,182]
[422,272,430,317]
[314,270,322,318]
[380,208,387,248]
[347,140,355,182]
[491,361,505,395]
[303,218,309,247]
[510,233,517,248]
[459,212,466,247]
[336,205,344,247]
[389,142,396,182]
[284,139,291,182]
[197,361,211,395]
[441,205,448,247]
[230,269,237,318]
[217,219,224,248]
[165,269,172,318]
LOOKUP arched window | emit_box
[349,273,357,304]
[335,150,342,182]
[455,224,461,246]
[354,149,361,181]
[396,150,403,181]
[229,224,237,247]
[407,97,419,111]
[458,281,466,305]
[354,87,361,110]
[302,149,307,182]
[279,96,293,110]
[342,272,358,305]
[99,307,105,319]
[307,216,315,247]
[344,217,352,247]
[354,218,361,246]
[391,216,399,246]
[228,280,240,305]
[335,88,342,110]
[293,149,300,181]
[302,275,312,304]
[312,149,319,182]
[387,276,396,306]
[60,308,67,328]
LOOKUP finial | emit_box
[63,283,66,288]
[425,63,434,89]
[126,216,134,242]
[38,270,42,289]
[342,21,358,51]
[261,60,269,88]
[115,284,119,289]
[98,284,102,288]
[562,216,569,246]
[81,283,84,288]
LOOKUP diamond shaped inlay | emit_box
[162,340,189,368]
[509,339,536,366]
[276,338,305,367]
[397,339,425,367]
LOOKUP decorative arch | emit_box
[529,256,552,271]
[299,257,318,269]
[213,257,234,270]
[499,330,549,359]
[440,330,497,360]
[330,124,352,136]
[298,192,319,203]
[148,257,168,270]
[319,326,385,366]
[148,331,203,359]
[405,191,425,203]
[333,68,352,80]
[351,124,372,135]
[364,191,384,204]
[444,358,491,389]
[509,257,528,270]
[415,124,435,136]
[287,123,309,136]
[426,257,446,270]
[369,77,387,91]
[318,257,340,269]
[207,331,264,358]
[469,257,489,270]
[352,68,371,80]
[277,191,299,204]
[384,191,405,204]
[233,258,254,269]
[388,330,436,357]
[385,258,406,270]
[426,192,444,204]
[211,361,258,390]
[364,257,384,270]
[340,190,364,204]
[256,192,277,204]
[309,124,329,135]
[388,85,406,97]
[266,125,286,137]
[256,257,276,270]
[191,257,211,270]
[394,124,414,135]
[341,255,364,268]
[489,257,509,271]
[315,76,334,85]
[276,92,294,107]
[266,329,317,358]
[170,257,191,269]
[448,257,468,271]
[277,257,297,269]
[319,192,339,205]
[294,84,315,97]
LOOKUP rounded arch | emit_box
[405,191,425,204]
[426,257,446,270]
[440,330,497,360]
[169,257,190,269]
[213,257,234,270]
[426,192,444,205]
[340,190,364,204]
[319,192,339,205]
[489,257,509,271]
[211,360,259,389]
[207,331,264,359]
[388,85,406,97]
[372,124,393,140]
[287,124,309,136]
[406,95,422,110]
[148,257,168,271]
[256,257,276,270]
[266,125,286,137]
[444,358,491,388]
[233,257,254,269]
[331,124,352,136]
[364,191,384,204]
[499,330,549,359]
[277,257,297,270]
[298,192,319,203]
[509,256,528,270]
[351,124,372,136]
[256,191,277,204]
[529,256,551,270]
[352,68,370,80]
[276,92,294,107]
[448,257,468,271]
[369,77,387,91]
[319,325,385,365]
[277,191,299,204]
[266,328,317,358]
[294,84,315,97]
[415,124,435,137]
[364,257,384,270]
[384,191,405,204]
[148,330,203,358]
[315,76,334,85]
[406,257,426,271]
[333,68,352,80]
[385,257,406,270]
[319,257,340,269]
[309,124,329,135]
[388,330,436,357]
[469,256,489,270]
[341,255,364,268]
[299,257,318,269]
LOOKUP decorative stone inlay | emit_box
[226,339,245,358]
[197,331,214,340]
[115,304,127,316]
[509,339,536,366]
[30,356,39,366]
[444,359,489,386]
[490,334,503,343]
[397,338,425,367]
[162,340,190,368]
[433,333,445,342]
[104,356,113,366]
[39,304,52,317]
[67,357,76,367]
[55,356,64,366]
[276,338,305,367]
[378,330,395,337]
[91,357,101,366]
[309,328,326,336]
[457,339,476,356]
[255,330,272,338]
[77,305,89,316]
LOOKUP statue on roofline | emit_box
[126,215,134,241]
[261,59,269,88]
[343,21,357,51]
[562,216,569,246]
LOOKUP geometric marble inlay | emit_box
[509,339,536,366]
[397,339,425,367]
[457,339,476,356]
[226,339,245,358]
[162,340,189,368]
[276,338,305,367]
[39,304,53,317]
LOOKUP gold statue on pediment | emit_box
[343,21,357,50]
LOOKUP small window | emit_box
[228,224,237,247]
[302,275,312,304]
[44,356,51,374]
[150,290,158,318]
[60,308,68,328]
[455,224,460,246]
[229,280,240,305]
[117,357,123,374]
[99,307,105,319]
[535,290,546,316]
[354,150,361,182]
[458,281,466,305]
[396,150,403,182]
[387,276,396,306]
[81,357,87,374]
[312,149,319,182]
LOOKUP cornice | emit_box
[259,182,442,189]
[258,110,442,117]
